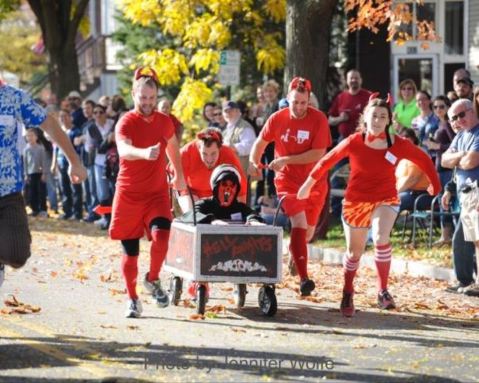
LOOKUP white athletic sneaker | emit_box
[125,299,143,318]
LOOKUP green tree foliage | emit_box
[0,8,47,85]
[117,0,286,122]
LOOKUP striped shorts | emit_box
[342,197,400,229]
[0,192,31,268]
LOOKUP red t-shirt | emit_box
[310,133,441,203]
[115,110,174,194]
[328,89,371,137]
[180,141,247,199]
[260,106,332,189]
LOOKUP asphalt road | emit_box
[0,218,478,383]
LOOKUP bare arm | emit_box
[441,149,464,169]
[117,138,158,161]
[165,135,186,191]
[328,112,348,127]
[459,151,479,170]
[40,115,86,183]
[269,148,326,172]
[248,137,269,176]
[396,173,421,193]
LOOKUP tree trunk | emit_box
[285,0,338,109]
[48,44,81,99]
[27,0,89,99]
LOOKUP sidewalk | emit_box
[305,243,456,283]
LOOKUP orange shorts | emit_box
[342,197,400,228]
[109,190,172,240]
[277,183,328,226]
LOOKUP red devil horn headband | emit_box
[197,129,222,143]
[369,92,392,107]
[134,66,159,85]
[288,77,312,93]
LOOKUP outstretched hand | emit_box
[297,177,315,200]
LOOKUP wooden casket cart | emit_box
[164,221,283,316]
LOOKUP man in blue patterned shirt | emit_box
[0,78,87,288]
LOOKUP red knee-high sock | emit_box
[121,255,139,300]
[289,227,308,280]
[148,229,170,282]
[343,256,360,294]
[375,243,392,291]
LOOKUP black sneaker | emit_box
[377,289,396,310]
[445,282,472,294]
[300,279,315,296]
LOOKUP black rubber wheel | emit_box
[234,284,247,308]
[196,284,207,315]
[169,276,182,306]
[258,285,277,317]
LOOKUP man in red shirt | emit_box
[248,77,332,296]
[109,67,186,318]
[328,69,371,140]
[178,128,247,211]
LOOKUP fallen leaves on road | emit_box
[1,295,41,315]
[189,314,205,320]
[100,324,117,329]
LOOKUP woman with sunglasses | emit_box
[393,79,420,131]
[297,94,440,317]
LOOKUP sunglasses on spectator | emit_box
[450,108,471,122]
[433,104,446,110]
[213,112,222,116]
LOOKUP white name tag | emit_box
[297,130,309,140]
[230,212,242,221]
[0,115,14,126]
[385,151,397,165]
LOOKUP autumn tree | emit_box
[118,0,286,122]
[345,0,439,46]
[26,0,90,99]
[119,0,437,119]
[0,7,47,85]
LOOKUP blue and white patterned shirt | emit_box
[0,84,47,197]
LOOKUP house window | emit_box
[395,1,437,40]
[445,1,464,55]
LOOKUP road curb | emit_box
[306,244,456,283]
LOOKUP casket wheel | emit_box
[258,285,277,317]
[233,284,247,308]
[169,276,182,306]
[196,284,207,315]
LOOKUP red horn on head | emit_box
[369,92,380,102]
[386,93,392,107]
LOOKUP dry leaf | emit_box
[109,288,126,296]
[189,314,204,320]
